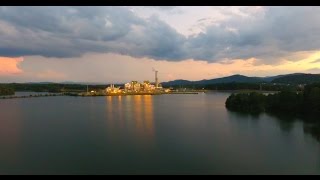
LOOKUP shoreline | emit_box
[0,91,200,99]
[1,90,283,99]
[0,93,64,99]
[205,90,280,93]
[78,91,200,97]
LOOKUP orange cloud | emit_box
[0,56,23,75]
[4,51,320,83]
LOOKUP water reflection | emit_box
[227,108,299,133]
[0,100,22,170]
[133,95,154,139]
[304,124,320,143]
[143,95,154,139]
[227,109,320,141]
[1,93,320,174]
[267,112,296,133]
[118,96,124,128]
[134,95,143,132]
[227,110,261,121]
[106,96,115,133]
[105,95,154,143]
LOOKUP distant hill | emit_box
[162,73,320,87]
[161,79,194,86]
[6,73,320,88]
[25,82,56,84]
[162,75,265,87]
[261,73,306,82]
[200,74,264,84]
[271,73,320,84]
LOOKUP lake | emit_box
[0,92,319,174]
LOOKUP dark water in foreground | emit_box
[0,92,319,174]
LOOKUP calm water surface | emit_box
[0,92,319,174]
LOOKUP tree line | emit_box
[0,85,15,96]
[164,82,300,91]
[225,83,320,122]
[0,82,304,95]
[0,83,113,93]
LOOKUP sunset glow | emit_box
[0,57,23,75]
[0,6,320,83]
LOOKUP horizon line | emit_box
[1,72,318,84]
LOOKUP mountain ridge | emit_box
[162,73,320,86]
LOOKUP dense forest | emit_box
[164,82,299,92]
[225,83,320,122]
[162,73,320,87]
[0,85,15,96]
[161,75,265,87]
[0,81,306,95]
[271,74,320,85]
[0,83,112,93]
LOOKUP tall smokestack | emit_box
[155,70,158,88]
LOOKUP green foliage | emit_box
[226,83,320,122]
[265,91,304,114]
[272,74,320,85]
[0,85,15,96]
[303,83,320,115]
[165,82,297,91]
[226,92,266,113]
[0,83,111,93]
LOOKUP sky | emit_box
[1,6,320,83]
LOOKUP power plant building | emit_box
[105,69,164,94]
[106,84,121,93]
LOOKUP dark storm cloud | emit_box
[183,7,320,63]
[0,6,185,59]
[1,7,320,63]
[112,15,187,60]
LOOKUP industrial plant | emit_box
[81,68,171,96]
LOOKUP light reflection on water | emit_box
[0,101,22,167]
[0,93,320,174]
[105,95,155,148]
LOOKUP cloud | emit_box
[0,56,23,74]
[311,59,320,63]
[306,67,320,74]
[2,51,320,83]
[181,7,320,63]
[0,7,188,61]
[147,6,178,12]
[35,70,67,80]
[1,7,320,64]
